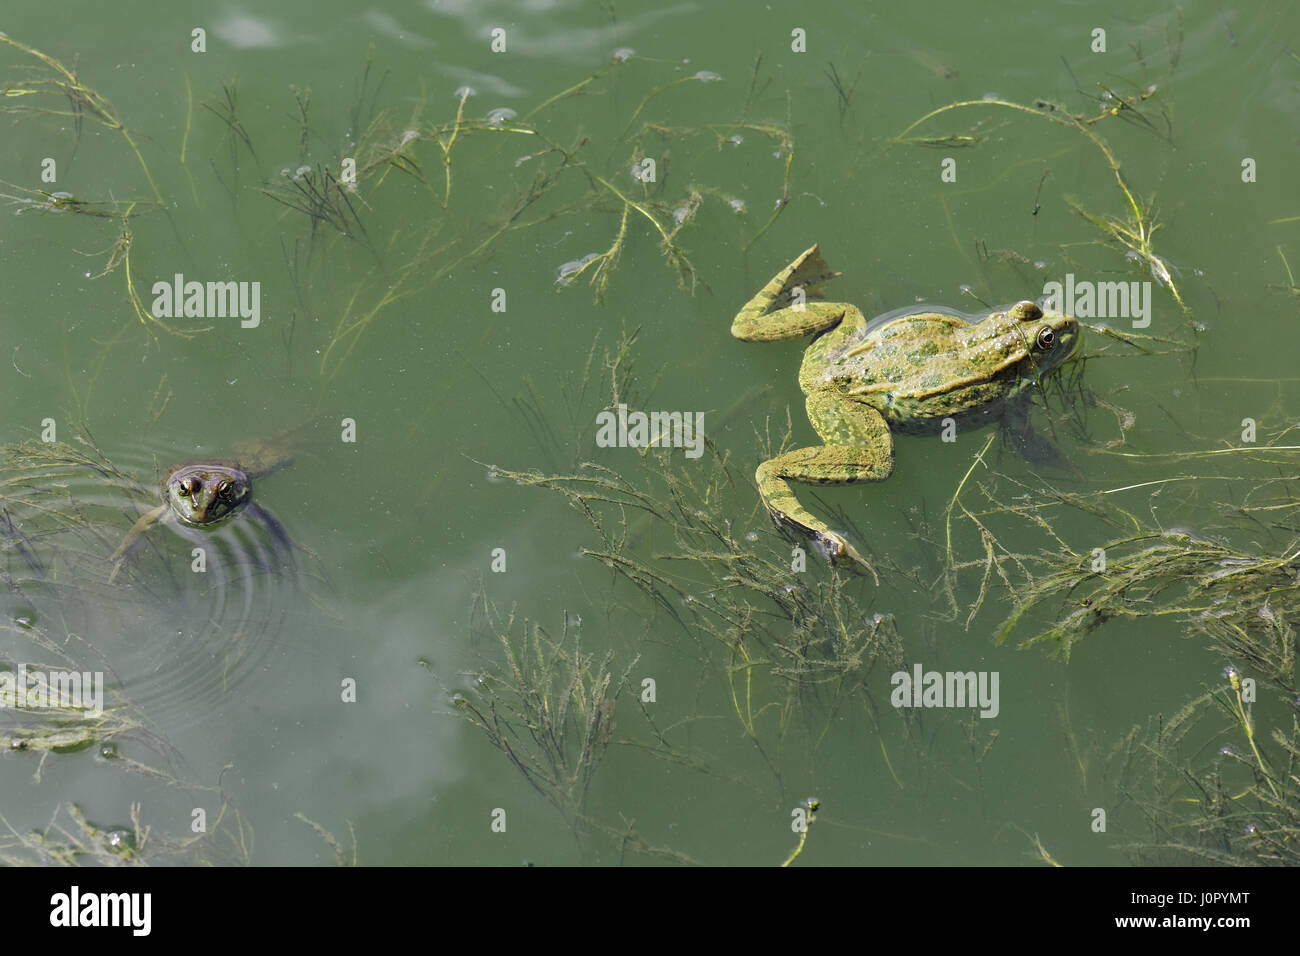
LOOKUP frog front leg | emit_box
[107,503,169,583]
[755,391,894,580]
[732,244,849,341]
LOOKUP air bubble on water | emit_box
[727,134,743,146]
[673,206,691,225]
[745,530,759,542]
[399,129,420,146]
[1218,745,1236,757]
[455,85,477,99]
[959,283,972,294]
[486,107,517,125]
[1222,664,1239,680]
[1033,261,1047,270]
[729,199,746,215]
[693,71,722,82]
[293,165,312,179]
[611,47,634,63]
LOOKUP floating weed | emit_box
[203,78,259,186]
[0,802,151,866]
[485,337,907,759]
[924,408,1300,863]
[0,181,178,341]
[0,35,161,202]
[454,593,634,837]
[1,35,793,374]
[0,182,151,220]
[0,788,253,866]
[294,813,358,866]
[1114,672,1300,865]
[888,29,1194,327]
[1273,246,1300,303]
[259,162,368,243]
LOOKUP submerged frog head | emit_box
[162,461,252,526]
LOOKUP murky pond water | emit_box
[0,0,1297,866]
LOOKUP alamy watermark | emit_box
[595,403,705,458]
[891,663,999,719]
[151,274,261,328]
[1042,273,1151,328]
[0,664,104,718]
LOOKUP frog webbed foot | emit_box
[994,393,1082,476]
[732,245,848,341]
[811,529,880,584]
[781,245,841,301]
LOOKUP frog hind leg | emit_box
[108,504,169,583]
[731,244,849,341]
[755,391,894,579]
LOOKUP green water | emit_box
[0,0,1296,865]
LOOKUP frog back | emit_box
[230,437,293,478]
[228,417,327,478]
[802,307,1031,433]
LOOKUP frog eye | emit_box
[1035,325,1056,350]
[178,477,200,497]
[216,480,234,498]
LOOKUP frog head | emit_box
[162,461,252,526]
[1006,300,1080,375]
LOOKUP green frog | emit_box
[732,245,1080,574]
[108,436,294,579]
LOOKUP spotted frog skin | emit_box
[732,245,1080,574]
[108,438,293,578]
